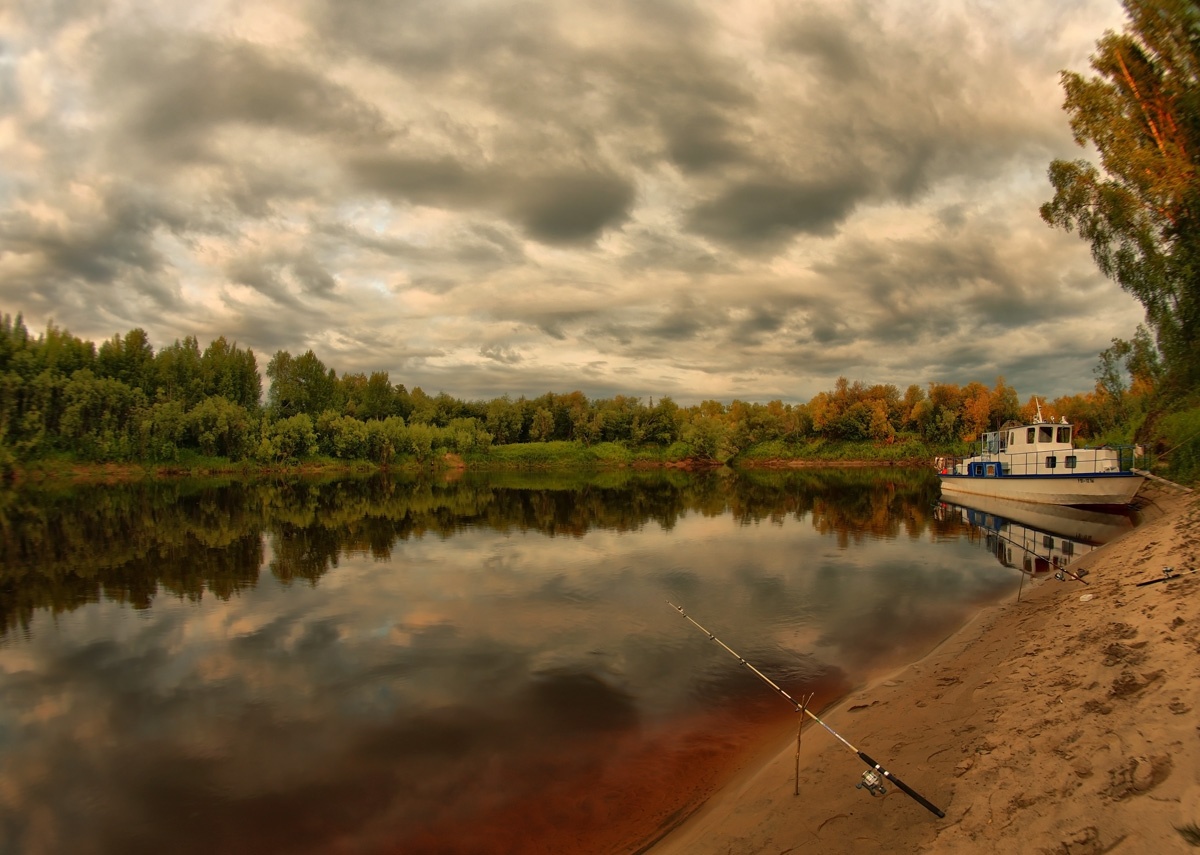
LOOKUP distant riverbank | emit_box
[2,437,947,486]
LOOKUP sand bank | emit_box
[650,486,1199,854]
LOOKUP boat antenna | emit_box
[1034,397,1044,423]
[666,601,946,818]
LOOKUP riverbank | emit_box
[1,437,951,485]
[649,484,1200,854]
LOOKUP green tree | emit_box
[639,396,681,446]
[201,337,261,410]
[529,406,555,442]
[258,413,317,462]
[317,412,370,459]
[187,396,254,459]
[486,395,524,444]
[143,400,188,460]
[40,323,96,377]
[266,350,336,418]
[346,371,396,420]
[97,328,155,394]
[1041,0,1200,392]
[60,370,148,460]
[154,336,204,407]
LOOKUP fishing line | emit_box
[667,600,946,819]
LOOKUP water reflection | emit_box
[937,494,1137,577]
[0,469,1077,853]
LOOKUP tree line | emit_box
[0,311,1151,469]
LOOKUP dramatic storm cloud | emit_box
[0,0,1142,403]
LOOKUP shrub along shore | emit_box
[3,437,949,486]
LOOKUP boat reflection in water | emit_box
[937,493,1138,577]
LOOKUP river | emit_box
[0,467,1135,854]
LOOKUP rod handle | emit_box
[857,752,945,818]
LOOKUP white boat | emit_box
[937,403,1144,507]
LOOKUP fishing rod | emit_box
[1135,565,1195,587]
[667,601,946,819]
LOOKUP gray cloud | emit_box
[346,154,635,244]
[99,33,392,163]
[508,171,636,245]
[0,0,1142,405]
[480,345,523,365]
[687,175,869,250]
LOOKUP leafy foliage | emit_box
[1041,0,1200,393]
[1156,404,1200,482]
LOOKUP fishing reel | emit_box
[856,768,887,797]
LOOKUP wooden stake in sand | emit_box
[794,693,812,797]
[669,601,946,819]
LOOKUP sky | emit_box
[0,0,1145,406]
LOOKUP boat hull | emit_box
[938,472,1144,507]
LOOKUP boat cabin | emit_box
[963,417,1087,477]
[985,421,1072,455]
[947,403,1133,480]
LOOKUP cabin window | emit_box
[1039,426,1054,442]
[1062,541,1074,556]
[1045,455,1057,469]
[1057,426,1071,443]
[1065,455,1078,469]
[1026,428,1035,443]
[985,463,997,476]
[1009,431,1015,446]
[1043,535,1054,549]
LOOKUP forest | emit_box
[0,310,1194,483]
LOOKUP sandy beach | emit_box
[649,483,1199,854]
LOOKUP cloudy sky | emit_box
[0,0,1143,404]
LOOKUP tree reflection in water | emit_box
[0,467,1021,854]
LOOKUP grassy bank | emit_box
[3,437,961,487]
[732,435,956,465]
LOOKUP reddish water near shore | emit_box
[391,670,854,855]
[0,471,1135,853]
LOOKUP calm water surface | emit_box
[0,468,1130,854]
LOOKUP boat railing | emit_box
[937,444,1138,477]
